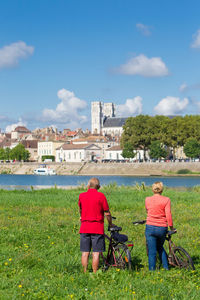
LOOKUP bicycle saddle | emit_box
[112,232,128,243]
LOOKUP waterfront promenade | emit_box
[0,161,200,176]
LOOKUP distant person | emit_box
[145,181,175,270]
[78,177,113,273]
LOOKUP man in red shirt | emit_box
[78,177,113,273]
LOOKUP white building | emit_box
[91,101,127,136]
[38,141,64,161]
[56,143,101,162]
[105,145,149,161]
[72,136,118,160]
[102,118,127,137]
[91,101,115,134]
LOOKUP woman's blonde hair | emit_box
[152,181,163,194]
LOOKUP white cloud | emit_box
[0,41,34,69]
[117,54,169,77]
[5,118,27,133]
[179,83,188,92]
[154,96,189,115]
[42,89,87,127]
[191,29,200,49]
[179,82,200,93]
[136,23,151,36]
[117,96,142,117]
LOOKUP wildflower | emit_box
[9,258,12,261]
[18,285,22,288]
[116,268,120,272]
[132,291,136,294]
[4,262,8,266]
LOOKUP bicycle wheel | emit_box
[99,234,112,270]
[113,244,132,270]
[173,246,195,270]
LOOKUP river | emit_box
[0,174,199,190]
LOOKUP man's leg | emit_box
[80,234,91,273]
[81,252,90,273]
[92,252,100,273]
[91,234,105,273]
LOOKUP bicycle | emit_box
[100,220,133,270]
[133,220,195,270]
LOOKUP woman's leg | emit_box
[145,225,157,270]
[156,227,168,270]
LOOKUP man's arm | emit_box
[104,210,113,227]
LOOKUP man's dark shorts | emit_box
[80,233,105,252]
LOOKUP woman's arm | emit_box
[165,199,175,229]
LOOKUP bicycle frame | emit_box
[101,233,133,268]
[165,233,184,268]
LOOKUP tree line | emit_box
[0,144,30,161]
[121,115,200,160]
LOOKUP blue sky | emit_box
[1,0,200,132]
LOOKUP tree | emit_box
[149,141,168,160]
[121,115,152,161]
[10,144,30,161]
[183,138,200,159]
[0,148,5,160]
[4,147,11,160]
[121,142,136,159]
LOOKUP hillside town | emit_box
[0,101,190,163]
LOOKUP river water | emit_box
[0,174,199,190]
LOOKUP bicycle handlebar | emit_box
[132,220,146,225]
[108,225,122,232]
[167,229,177,236]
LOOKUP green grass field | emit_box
[0,185,199,299]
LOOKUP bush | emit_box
[177,169,192,174]
[41,155,55,162]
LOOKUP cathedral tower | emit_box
[91,101,115,134]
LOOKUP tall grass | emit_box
[0,187,199,299]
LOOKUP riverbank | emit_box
[1,161,200,176]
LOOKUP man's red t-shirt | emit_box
[78,188,109,235]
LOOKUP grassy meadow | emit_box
[0,185,200,299]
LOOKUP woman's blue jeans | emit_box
[145,225,168,271]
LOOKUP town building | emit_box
[72,135,118,160]
[105,145,149,162]
[91,101,127,137]
[21,140,38,161]
[38,141,64,161]
[11,126,31,140]
[56,143,101,162]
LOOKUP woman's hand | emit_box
[170,226,176,232]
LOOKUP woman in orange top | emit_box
[145,181,175,270]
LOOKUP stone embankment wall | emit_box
[0,161,200,176]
